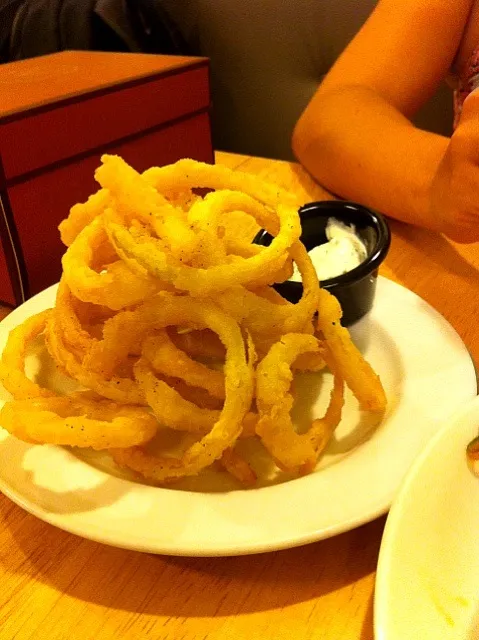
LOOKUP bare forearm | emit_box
[292,85,449,231]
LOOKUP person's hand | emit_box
[429,91,479,243]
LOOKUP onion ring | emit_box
[256,333,321,472]
[316,288,387,412]
[0,391,157,449]
[134,356,256,438]
[142,332,225,400]
[62,217,161,310]
[109,307,254,482]
[0,310,55,400]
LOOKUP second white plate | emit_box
[375,395,479,640]
[0,276,476,556]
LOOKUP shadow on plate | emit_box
[0,435,129,515]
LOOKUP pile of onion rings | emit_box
[0,155,387,486]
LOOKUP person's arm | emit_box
[292,0,473,236]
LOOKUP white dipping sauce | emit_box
[290,217,368,282]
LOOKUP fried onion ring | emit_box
[0,154,387,488]
[316,288,387,412]
[134,356,257,438]
[0,310,55,400]
[62,217,161,310]
[109,299,254,482]
[0,391,157,449]
[142,332,225,400]
[256,333,321,472]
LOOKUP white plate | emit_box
[375,395,479,640]
[0,276,476,556]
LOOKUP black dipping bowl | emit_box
[253,201,391,326]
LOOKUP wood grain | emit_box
[0,151,477,640]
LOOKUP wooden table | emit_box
[0,151,478,640]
